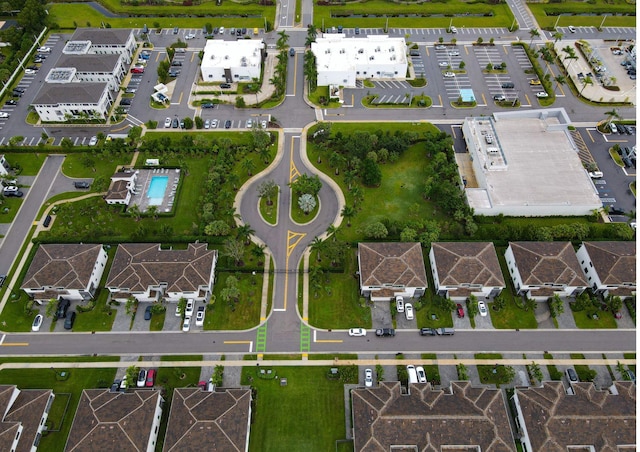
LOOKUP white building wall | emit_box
[428,248,442,293]
[75,57,126,91]
[86,247,108,298]
[89,33,136,64]
[0,155,9,175]
[511,392,533,452]
[504,245,524,294]
[145,395,163,452]
[33,86,112,122]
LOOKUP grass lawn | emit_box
[49,3,271,29]
[544,352,563,380]
[150,310,166,331]
[493,247,539,329]
[571,308,618,329]
[310,353,359,360]
[0,196,24,224]
[313,0,515,29]
[4,152,46,175]
[206,272,263,330]
[259,190,278,225]
[242,365,352,451]
[305,250,371,329]
[415,298,454,329]
[0,366,116,451]
[420,353,441,384]
[528,1,636,29]
[291,194,319,224]
[72,289,116,332]
[61,152,131,180]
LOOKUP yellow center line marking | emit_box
[425,47,430,57]
[438,94,443,107]
[450,126,457,139]
[223,340,252,344]
[503,45,508,55]
[292,53,297,95]
[1,343,29,346]
[585,129,595,143]
[289,138,300,182]
[524,94,531,105]
[481,93,487,105]
[315,339,343,343]
[287,231,306,258]
[178,92,183,104]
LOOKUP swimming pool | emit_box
[147,176,168,205]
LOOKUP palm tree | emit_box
[309,236,325,262]
[351,185,364,208]
[604,108,620,129]
[147,205,159,220]
[579,75,593,95]
[552,31,563,44]
[305,25,317,47]
[236,223,255,246]
[251,77,262,105]
[528,28,540,46]
[276,30,289,51]
[128,204,142,221]
[341,205,355,227]
[242,158,256,176]
[251,244,266,265]
[326,224,341,242]
[554,74,567,92]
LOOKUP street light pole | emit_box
[554,15,561,30]
[599,15,607,30]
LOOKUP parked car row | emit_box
[111,368,156,392]
[177,299,205,331]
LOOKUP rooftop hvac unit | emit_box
[369,56,374,60]
[325,49,330,54]
[487,147,499,154]
[375,46,380,52]
[390,46,394,51]
[358,49,364,54]
[339,49,345,54]
[390,55,395,60]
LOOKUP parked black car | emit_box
[419,328,438,336]
[63,311,76,330]
[74,181,90,189]
[375,328,395,337]
[56,298,71,319]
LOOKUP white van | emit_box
[406,365,418,384]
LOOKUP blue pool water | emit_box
[147,176,168,205]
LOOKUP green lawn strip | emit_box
[527,2,636,29]
[3,152,46,175]
[259,189,278,225]
[160,355,203,362]
[313,1,514,29]
[205,272,262,330]
[609,148,625,167]
[242,365,352,451]
[263,354,303,360]
[72,289,116,332]
[474,353,508,385]
[307,250,371,329]
[0,196,23,223]
[571,306,617,329]
[0,367,116,451]
[415,298,454,329]
[49,3,273,29]
[310,353,359,360]
[150,310,166,331]
[544,352,563,380]
[308,86,341,108]
[492,248,538,329]
[61,152,131,180]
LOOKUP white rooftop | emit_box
[464,110,602,216]
[311,35,407,72]
[201,39,264,70]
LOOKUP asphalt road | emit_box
[0,329,634,356]
[0,155,63,276]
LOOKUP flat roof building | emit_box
[200,39,264,83]
[311,35,407,88]
[461,109,602,216]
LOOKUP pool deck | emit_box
[129,168,180,212]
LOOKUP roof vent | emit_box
[358,48,364,54]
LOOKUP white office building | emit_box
[64,28,136,64]
[200,39,264,83]
[311,35,407,87]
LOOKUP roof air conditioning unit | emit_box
[358,48,364,54]
[390,46,394,51]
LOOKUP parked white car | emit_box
[185,299,194,317]
[348,328,366,337]
[182,317,191,332]
[364,368,373,387]
[478,301,488,316]
[405,303,414,320]
[195,306,205,326]
[31,314,43,332]
[395,296,404,313]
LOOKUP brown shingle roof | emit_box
[163,388,251,452]
[515,381,636,451]
[432,242,505,288]
[106,243,217,293]
[582,241,636,286]
[21,244,103,291]
[358,243,427,288]
[65,389,161,452]
[0,385,53,452]
[0,386,21,452]
[352,381,515,451]
[105,179,130,201]
[509,242,587,286]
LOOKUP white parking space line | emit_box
[73,137,79,145]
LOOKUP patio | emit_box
[128,168,180,213]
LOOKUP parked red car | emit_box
[131,67,144,74]
[145,369,156,387]
[456,304,465,318]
